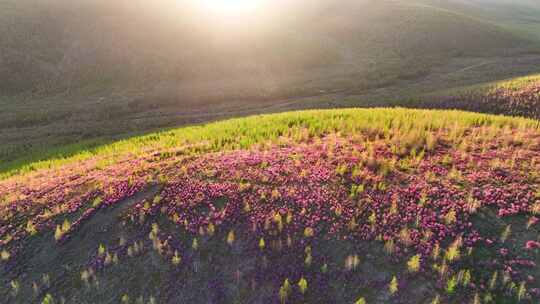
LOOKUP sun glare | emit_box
[198,0,264,15]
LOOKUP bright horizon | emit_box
[197,0,268,16]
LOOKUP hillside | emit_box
[4,0,540,303]
[3,1,540,303]
[3,0,540,168]
[1,109,540,303]
[415,74,540,119]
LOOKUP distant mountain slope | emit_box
[420,73,540,119]
[426,0,540,40]
[0,0,529,96]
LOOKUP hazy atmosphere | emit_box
[1,0,540,303]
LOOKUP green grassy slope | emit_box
[1,108,538,180]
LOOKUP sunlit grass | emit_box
[1,108,538,181]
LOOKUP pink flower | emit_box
[525,240,540,250]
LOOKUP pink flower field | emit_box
[1,109,539,303]
[430,78,540,120]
